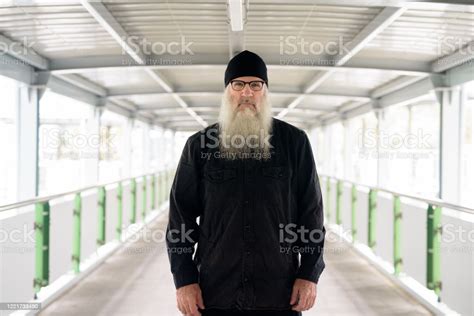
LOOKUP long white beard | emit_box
[217,87,273,160]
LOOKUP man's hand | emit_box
[176,283,205,316]
[290,278,318,311]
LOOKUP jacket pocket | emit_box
[204,168,237,183]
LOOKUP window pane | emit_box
[0,75,18,204]
[38,91,95,195]
[410,100,439,198]
[131,120,145,176]
[461,81,474,207]
[99,110,127,182]
[349,111,378,187]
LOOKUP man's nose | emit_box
[241,85,254,96]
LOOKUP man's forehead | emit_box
[233,76,264,81]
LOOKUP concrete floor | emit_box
[39,211,432,316]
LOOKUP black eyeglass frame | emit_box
[229,79,266,91]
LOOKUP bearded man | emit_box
[166,50,326,316]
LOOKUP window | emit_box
[0,75,18,204]
[348,111,378,187]
[460,81,474,207]
[131,120,146,176]
[149,126,163,172]
[38,91,96,195]
[99,110,127,182]
[410,100,439,198]
[329,122,344,178]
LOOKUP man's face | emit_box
[227,76,266,115]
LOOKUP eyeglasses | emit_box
[230,80,265,91]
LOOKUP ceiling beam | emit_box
[41,74,102,107]
[0,53,36,85]
[246,0,474,9]
[315,55,474,128]
[80,0,207,128]
[0,32,141,123]
[444,60,474,88]
[431,40,474,73]
[377,75,443,108]
[145,69,209,129]
[277,6,407,119]
[6,0,473,9]
[108,89,371,101]
[0,33,49,70]
[80,0,146,64]
[371,75,427,98]
[49,54,431,76]
[314,74,446,128]
[333,7,407,66]
[55,74,108,97]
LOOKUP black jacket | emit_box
[166,118,325,310]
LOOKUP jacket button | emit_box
[246,251,250,255]
[244,200,249,205]
[244,277,248,282]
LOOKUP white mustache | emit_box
[238,99,255,106]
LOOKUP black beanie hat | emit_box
[224,50,268,87]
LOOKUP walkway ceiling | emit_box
[0,0,473,131]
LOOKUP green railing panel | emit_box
[131,178,137,224]
[151,174,156,210]
[368,189,377,249]
[72,193,81,274]
[34,201,50,294]
[97,186,106,246]
[117,182,123,240]
[142,176,147,220]
[351,184,357,242]
[313,174,474,307]
[158,172,164,206]
[427,204,442,298]
[24,170,175,295]
[336,180,342,225]
[393,195,402,276]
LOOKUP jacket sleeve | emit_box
[166,136,202,289]
[294,130,326,284]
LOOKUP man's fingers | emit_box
[291,292,304,311]
[292,299,304,311]
[303,292,312,310]
[185,296,201,316]
[292,290,309,311]
[183,296,193,315]
[176,284,203,315]
[196,291,205,309]
[290,287,299,305]
[304,288,317,310]
[309,289,317,309]
[177,296,185,314]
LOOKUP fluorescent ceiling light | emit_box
[228,0,243,32]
